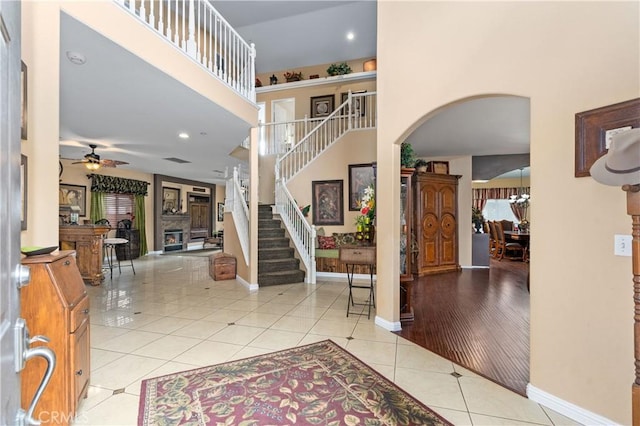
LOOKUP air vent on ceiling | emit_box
[163,157,191,164]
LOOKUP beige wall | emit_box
[286,130,377,235]
[378,1,638,423]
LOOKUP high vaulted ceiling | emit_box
[58,1,529,185]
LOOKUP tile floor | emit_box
[77,254,580,425]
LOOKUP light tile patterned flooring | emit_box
[77,254,580,425]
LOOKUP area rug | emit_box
[138,340,451,426]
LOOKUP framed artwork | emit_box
[575,98,640,177]
[312,180,344,226]
[310,94,335,118]
[341,90,367,117]
[21,61,27,140]
[162,187,180,213]
[348,163,375,211]
[426,161,449,175]
[59,183,86,216]
[21,155,27,230]
[217,202,224,222]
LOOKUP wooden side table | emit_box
[339,245,376,319]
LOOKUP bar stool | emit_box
[103,237,136,279]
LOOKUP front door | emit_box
[0,1,23,422]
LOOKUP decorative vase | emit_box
[519,219,529,232]
[474,222,482,234]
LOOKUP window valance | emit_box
[88,174,149,196]
[473,187,530,200]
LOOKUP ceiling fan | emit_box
[71,144,129,170]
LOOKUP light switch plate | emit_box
[614,234,632,257]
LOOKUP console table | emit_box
[59,225,110,285]
[339,245,376,319]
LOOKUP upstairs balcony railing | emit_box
[115,0,256,102]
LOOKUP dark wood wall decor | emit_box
[575,98,640,177]
[622,184,640,426]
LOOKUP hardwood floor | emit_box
[395,259,530,396]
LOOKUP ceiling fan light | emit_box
[85,162,101,171]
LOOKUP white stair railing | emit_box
[225,167,249,264]
[276,91,376,181]
[260,116,325,156]
[275,181,316,284]
[114,0,256,102]
[272,92,376,283]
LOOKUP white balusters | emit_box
[113,0,255,103]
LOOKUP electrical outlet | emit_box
[614,234,632,257]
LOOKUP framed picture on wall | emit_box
[312,180,344,225]
[59,183,86,216]
[217,202,224,222]
[163,187,180,213]
[348,163,375,211]
[341,90,367,117]
[310,95,335,118]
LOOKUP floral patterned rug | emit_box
[138,340,451,426]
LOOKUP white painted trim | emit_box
[527,384,619,426]
[257,71,377,93]
[375,316,402,332]
[461,265,490,269]
[235,275,258,291]
[316,271,377,282]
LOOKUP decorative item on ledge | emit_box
[284,71,303,82]
[255,78,262,87]
[269,74,278,85]
[414,159,428,173]
[327,62,352,76]
[426,161,449,174]
[363,58,377,72]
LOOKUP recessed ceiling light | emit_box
[178,132,189,139]
[346,32,355,41]
[66,51,86,65]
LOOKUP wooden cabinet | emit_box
[412,172,461,276]
[189,202,210,240]
[400,168,414,321]
[59,225,110,285]
[21,251,90,425]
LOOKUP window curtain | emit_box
[134,195,148,256]
[89,174,149,256]
[473,187,530,222]
[90,192,106,224]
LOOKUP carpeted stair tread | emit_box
[258,247,295,259]
[258,257,300,273]
[258,270,306,286]
[256,206,306,286]
[258,237,290,248]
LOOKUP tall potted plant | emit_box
[400,143,416,168]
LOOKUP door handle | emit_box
[14,319,57,426]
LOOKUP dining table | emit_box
[504,230,530,262]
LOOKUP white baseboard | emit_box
[461,265,489,269]
[375,316,401,332]
[235,275,258,291]
[316,271,377,282]
[527,384,619,425]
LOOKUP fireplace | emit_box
[164,229,184,252]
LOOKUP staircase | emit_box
[258,204,305,286]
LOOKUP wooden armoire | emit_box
[412,172,461,276]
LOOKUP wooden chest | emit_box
[209,253,236,280]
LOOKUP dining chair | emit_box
[487,221,498,258]
[500,220,514,232]
[495,221,524,261]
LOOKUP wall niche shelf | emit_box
[256,71,377,93]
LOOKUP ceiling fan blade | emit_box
[100,159,129,168]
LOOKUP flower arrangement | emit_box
[471,207,484,225]
[356,185,375,224]
[283,71,303,82]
